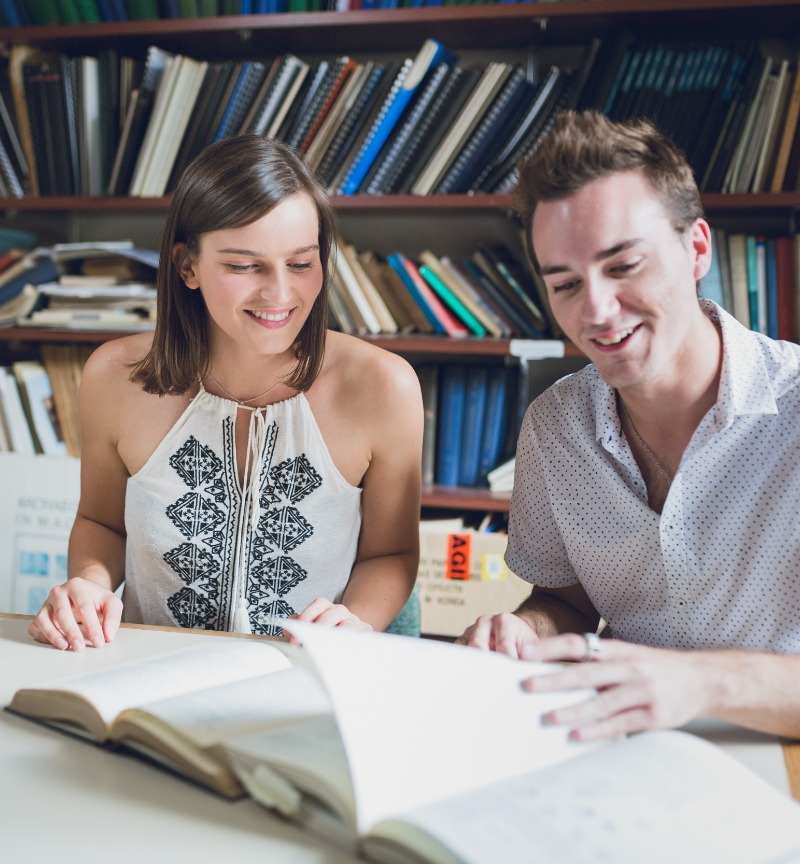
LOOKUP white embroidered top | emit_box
[123,387,362,636]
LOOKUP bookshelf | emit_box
[1,0,799,514]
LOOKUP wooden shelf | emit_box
[3,192,800,213]
[1,1,798,55]
[421,485,510,512]
[0,328,583,358]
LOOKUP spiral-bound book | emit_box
[340,39,452,195]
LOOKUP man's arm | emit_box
[521,635,800,740]
[457,583,601,657]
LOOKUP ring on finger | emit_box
[582,631,602,662]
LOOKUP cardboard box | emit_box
[0,453,79,615]
[417,528,532,637]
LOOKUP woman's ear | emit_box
[173,243,200,289]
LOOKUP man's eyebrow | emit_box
[539,239,643,277]
[216,244,320,256]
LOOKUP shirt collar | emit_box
[591,300,778,447]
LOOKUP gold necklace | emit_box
[206,371,286,406]
[618,395,673,486]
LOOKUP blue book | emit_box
[341,38,452,195]
[241,0,253,11]
[0,256,60,306]
[702,230,725,309]
[109,0,128,18]
[435,365,466,487]
[386,253,445,335]
[0,0,26,26]
[477,366,509,484]
[213,62,267,142]
[765,237,778,340]
[745,234,759,333]
[458,366,488,488]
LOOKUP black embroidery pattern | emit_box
[163,425,323,636]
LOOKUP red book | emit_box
[775,236,797,343]
[400,255,469,337]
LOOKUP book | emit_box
[40,343,92,458]
[357,250,434,335]
[472,244,548,338]
[0,365,35,454]
[387,254,468,337]
[411,61,512,197]
[338,243,398,334]
[298,57,358,158]
[333,242,383,335]
[435,66,533,195]
[417,364,438,486]
[392,65,481,196]
[775,235,797,343]
[7,637,307,798]
[769,64,800,192]
[341,39,453,195]
[477,364,510,484]
[362,59,453,195]
[133,55,208,197]
[751,58,791,193]
[458,365,488,487]
[418,250,506,337]
[418,262,486,337]
[435,363,466,486]
[12,359,67,457]
[727,233,751,329]
[212,60,267,143]
[0,251,59,306]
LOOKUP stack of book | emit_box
[17,241,158,331]
[331,241,557,340]
[419,362,518,489]
[0,36,593,199]
[702,228,799,343]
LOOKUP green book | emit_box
[124,0,160,18]
[76,0,102,21]
[179,0,201,16]
[56,0,82,23]
[418,264,487,337]
[27,0,62,24]
[197,0,218,14]
[219,0,239,13]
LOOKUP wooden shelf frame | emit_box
[1,0,799,55]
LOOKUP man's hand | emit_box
[455,612,540,658]
[285,597,373,644]
[28,577,122,652]
[520,634,711,740]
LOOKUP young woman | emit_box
[30,135,423,651]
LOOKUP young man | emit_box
[458,111,800,742]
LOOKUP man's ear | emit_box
[690,218,713,282]
[173,243,199,289]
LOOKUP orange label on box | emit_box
[445,533,471,581]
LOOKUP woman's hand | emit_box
[28,577,122,652]
[285,597,373,644]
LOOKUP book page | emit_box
[285,622,600,836]
[370,731,800,864]
[25,639,291,728]
[135,664,329,748]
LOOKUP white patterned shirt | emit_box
[124,388,361,637]
[506,302,800,653]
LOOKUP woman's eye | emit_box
[226,263,255,273]
[290,262,314,272]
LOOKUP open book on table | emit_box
[7,623,800,863]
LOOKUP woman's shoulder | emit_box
[81,331,155,388]
[323,331,419,397]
